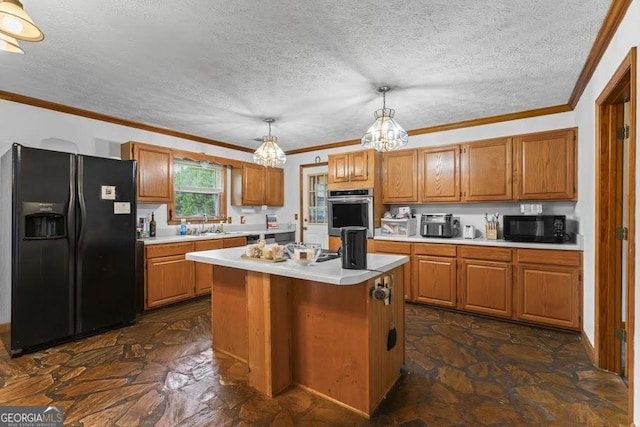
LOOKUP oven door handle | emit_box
[328,197,371,203]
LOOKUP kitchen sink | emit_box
[197,231,242,236]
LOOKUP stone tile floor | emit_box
[0,298,628,426]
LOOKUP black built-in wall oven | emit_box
[327,188,374,237]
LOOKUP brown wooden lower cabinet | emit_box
[412,243,457,306]
[372,240,582,331]
[374,240,412,300]
[146,251,195,308]
[514,249,582,330]
[458,258,512,318]
[223,236,248,248]
[414,256,457,307]
[457,245,513,318]
[328,236,376,253]
[194,240,224,295]
[145,236,247,309]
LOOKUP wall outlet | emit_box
[520,203,543,215]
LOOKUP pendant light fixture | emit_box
[0,0,44,42]
[253,118,286,168]
[361,86,408,152]
[0,31,23,54]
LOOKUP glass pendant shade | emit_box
[361,107,408,152]
[361,86,408,152]
[253,120,286,168]
[0,31,23,53]
[0,0,44,42]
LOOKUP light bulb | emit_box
[1,15,22,33]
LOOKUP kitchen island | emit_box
[186,247,409,417]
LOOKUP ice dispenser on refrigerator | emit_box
[23,202,66,239]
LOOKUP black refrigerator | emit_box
[0,144,137,357]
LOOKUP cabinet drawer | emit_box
[374,241,412,254]
[195,239,224,251]
[459,245,512,262]
[516,249,581,267]
[146,242,194,258]
[223,236,247,248]
[414,243,456,257]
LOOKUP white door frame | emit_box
[299,162,328,246]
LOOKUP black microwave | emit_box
[503,215,566,243]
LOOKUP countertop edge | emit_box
[141,228,296,245]
[186,249,409,285]
[373,234,584,251]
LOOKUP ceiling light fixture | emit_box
[361,86,408,152]
[0,0,44,42]
[253,118,286,168]
[0,31,23,54]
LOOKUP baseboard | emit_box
[581,329,596,364]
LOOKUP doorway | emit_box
[299,162,329,247]
[595,47,636,423]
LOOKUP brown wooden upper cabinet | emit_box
[418,145,461,202]
[328,149,380,190]
[121,141,172,203]
[382,149,418,203]
[461,137,513,201]
[231,162,284,206]
[265,166,285,206]
[514,128,577,200]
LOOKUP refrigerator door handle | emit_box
[76,159,86,254]
[69,155,77,335]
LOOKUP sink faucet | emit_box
[202,213,207,233]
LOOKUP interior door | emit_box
[301,164,328,248]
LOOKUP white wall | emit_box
[0,100,294,232]
[568,0,639,422]
[0,100,287,324]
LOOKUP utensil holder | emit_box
[485,225,498,240]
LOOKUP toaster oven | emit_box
[420,214,458,238]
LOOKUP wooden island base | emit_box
[211,265,405,417]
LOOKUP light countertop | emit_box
[373,234,583,251]
[186,247,409,286]
[140,228,295,245]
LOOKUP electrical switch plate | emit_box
[531,203,543,214]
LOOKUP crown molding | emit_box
[285,104,572,155]
[568,0,633,108]
[0,90,255,154]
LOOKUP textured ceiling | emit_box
[0,1,610,152]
